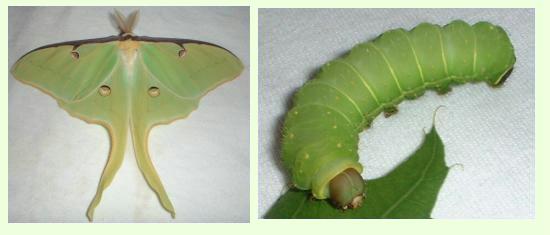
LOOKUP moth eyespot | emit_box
[148,86,160,97]
[71,51,79,59]
[98,85,111,96]
[178,48,187,58]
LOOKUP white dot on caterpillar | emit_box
[289,133,294,139]
[304,153,310,159]
[293,111,298,115]
[336,143,342,148]
[332,124,337,129]
[326,111,331,115]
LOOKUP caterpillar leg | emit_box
[436,85,452,95]
[383,106,398,118]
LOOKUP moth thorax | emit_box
[119,40,140,69]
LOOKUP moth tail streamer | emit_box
[131,122,176,218]
[86,123,128,222]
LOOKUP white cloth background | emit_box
[259,8,534,218]
[9,7,250,222]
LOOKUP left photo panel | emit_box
[8,6,250,222]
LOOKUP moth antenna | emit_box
[113,9,129,35]
[113,9,139,36]
[126,10,140,34]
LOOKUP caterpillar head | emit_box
[329,168,365,209]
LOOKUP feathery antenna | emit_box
[112,9,140,36]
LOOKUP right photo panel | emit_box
[259,8,534,219]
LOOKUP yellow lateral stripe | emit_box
[401,30,426,83]
[309,82,365,122]
[334,60,381,106]
[369,43,404,93]
[473,30,478,74]
[436,27,449,77]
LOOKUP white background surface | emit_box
[259,8,534,218]
[9,7,250,222]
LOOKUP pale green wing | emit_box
[129,41,243,217]
[11,40,132,221]
[11,41,119,105]
[11,38,243,221]
[137,41,244,123]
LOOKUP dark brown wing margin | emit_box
[17,35,238,60]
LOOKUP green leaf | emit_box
[265,127,449,219]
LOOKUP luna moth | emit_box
[10,10,243,221]
[281,20,515,209]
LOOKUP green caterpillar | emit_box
[281,20,515,209]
